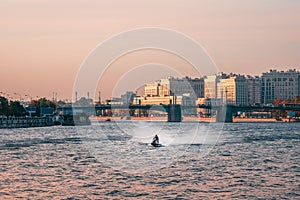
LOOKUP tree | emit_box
[0,96,27,117]
[273,96,300,118]
[0,96,9,116]
[56,100,67,106]
[29,98,56,117]
[9,101,26,116]
[74,97,92,106]
[294,95,300,103]
[282,98,292,104]
[274,98,283,106]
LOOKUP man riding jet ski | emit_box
[151,134,160,147]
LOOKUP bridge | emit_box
[195,104,300,122]
[57,104,300,123]
[58,104,182,122]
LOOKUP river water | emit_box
[0,121,299,199]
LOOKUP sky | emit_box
[0,0,299,101]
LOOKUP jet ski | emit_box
[150,134,164,147]
[150,134,163,147]
[150,142,164,147]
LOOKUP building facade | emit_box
[144,76,204,100]
[204,73,227,99]
[247,76,262,105]
[121,91,136,105]
[144,83,159,97]
[261,69,300,104]
[186,77,205,98]
[217,75,248,105]
[204,75,218,99]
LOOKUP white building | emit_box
[204,73,227,99]
[144,76,203,100]
[144,83,159,97]
[261,69,300,103]
[217,75,248,106]
[247,76,262,105]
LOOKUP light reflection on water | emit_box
[0,122,299,199]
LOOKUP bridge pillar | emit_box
[168,104,182,122]
[216,105,233,123]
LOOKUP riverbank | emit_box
[90,116,290,123]
[0,116,54,128]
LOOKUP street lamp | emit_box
[14,92,22,102]
[0,92,9,99]
[25,95,33,103]
[5,94,12,105]
[98,91,101,104]
[52,92,58,102]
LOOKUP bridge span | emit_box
[57,104,300,123]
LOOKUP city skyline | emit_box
[1,0,299,100]
[1,68,299,104]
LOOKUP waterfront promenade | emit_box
[91,116,288,123]
[0,116,53,129]
[0,115,295,129]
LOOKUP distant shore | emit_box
[0,116,54,129]
[90,116,294,123]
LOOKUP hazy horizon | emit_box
[1,0,299,101]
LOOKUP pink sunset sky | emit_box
[0,0,299,101]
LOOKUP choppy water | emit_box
[0,122,299,199]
